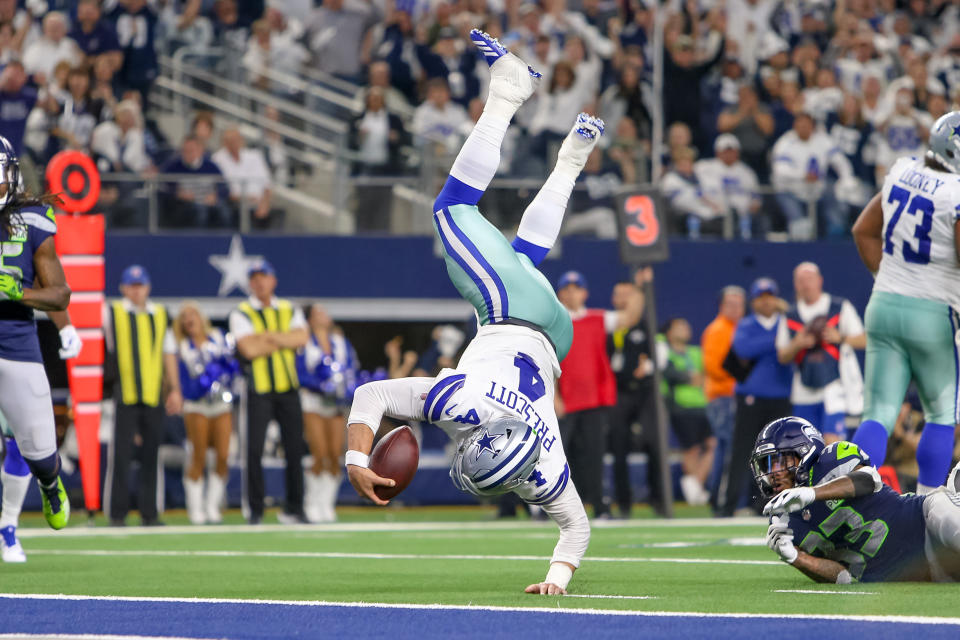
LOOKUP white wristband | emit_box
[345,450,369,468]
[836,569,853,585]
[545,563,573,590]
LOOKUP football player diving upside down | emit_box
[345,31,605,595]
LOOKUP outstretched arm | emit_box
[345,378,433,505]
[526,484,590,595]
[764,464,881,516]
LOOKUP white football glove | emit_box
[766,515,798,564]
[763,486,816,516]
[58,325,83,360]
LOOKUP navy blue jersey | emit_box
[70,21,122,57]
[787,441,928,582]
[110,6,158,88]
[0,86,39,156]
[0,205,57,363]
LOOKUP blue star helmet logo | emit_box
[952,124,960,139]
[473,429,503,461]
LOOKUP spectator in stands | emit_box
[716,84,774,182]
[211,0,249,64]
[529,61,592,154]
[701,285,745,510]
[161,135,232,228]
[802,67,844,125]
[71,0,122,68]
[607,116,645,185]
[104,265,182,527]
[564,148,622,239]
[411,78,469,155]
[776,262,865,446]
[191,111,216,151]
[242,18,309,92]
[0,61,37,156]
[351,87,407,233]
[827,93,876,211]
[174,302,238,525]
[308,0,380,83]
[599,62,652,147]
[229,260,308,525]
[860,73,889,126]
[719,278,791,517]
[661,146,725,239]
[874,84,933,185]
[662,26,725,155]
[607,273,656,518]
[415,26,479,108]
[111,0,159,102]
[212,126,276,229]
[364,61,411,113]
[50,67,104,153]
[663,121,692,172]
[374,5,418,105]
[296,304,357,523]
[22,12,79,82]
[658,317,715,506]
[92,100,151,227]
[90,56,120,118]
[556,270,645,519]
[771,110,856,239]
[694,134,761,239]
[0,21,19,64]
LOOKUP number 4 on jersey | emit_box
[514,353,546,402]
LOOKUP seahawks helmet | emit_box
[0,136,20,207]
[927,110,960,175]
[450,418,541,497]
[750,417,825,498]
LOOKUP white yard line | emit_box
[564,594,659,600]
[24,548,785,566]
[774,589,879,596]
[16,517,766,539]
[0,593,957,626]
[0,635,204,640]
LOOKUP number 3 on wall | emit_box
[623,195,660,247]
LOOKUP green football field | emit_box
[5,504,960,622]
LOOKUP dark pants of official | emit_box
[719,394,792,516]
[110,402,164,522]
[610,388,657,515]
[245,389,305,519]
[560,406,609,517]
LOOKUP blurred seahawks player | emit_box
[346,31,602,595]
[755,417,960,582]
[850,110,960,494]
[2,310,82,561]
[0,135,71,531]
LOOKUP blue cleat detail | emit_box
[574,113,605,139]
[470,29,509,66]
[0,526,16,547]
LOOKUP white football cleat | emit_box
[557,113,605,170]
[1,527,26,563]
[470,29,541,109]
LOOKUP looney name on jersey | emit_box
[897,165,945,195]
[484,382,556,451]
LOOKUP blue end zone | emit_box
[3,597,959,640]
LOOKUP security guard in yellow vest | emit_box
[228,260,308,524]
[104,265,182,526]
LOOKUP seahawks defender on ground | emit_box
[346,31,600,595]
[0,135,71,530]
[850,110,960,494]
[755,417,960,582]
[2,310,82,562]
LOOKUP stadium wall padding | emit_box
[108,234,874,336]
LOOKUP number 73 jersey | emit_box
[424,324,571,505]
[875,156,960,309]
[785,442,928,582]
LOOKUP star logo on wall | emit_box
[474,429,503,461]
[208,235,265,296]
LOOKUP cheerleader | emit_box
[296,304,357,523]
[175,302,239,524]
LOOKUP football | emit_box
[369,425,420,500]
[806,315,828,342]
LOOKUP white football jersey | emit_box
[424,325,570,504]
[875,156,960,310]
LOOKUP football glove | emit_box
[766,515,798,564]
[0,273,23,301]
[58,325,82,360]
[763,486,816,516]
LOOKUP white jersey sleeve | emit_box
[874,156,960,309]
[346,377,432,435]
